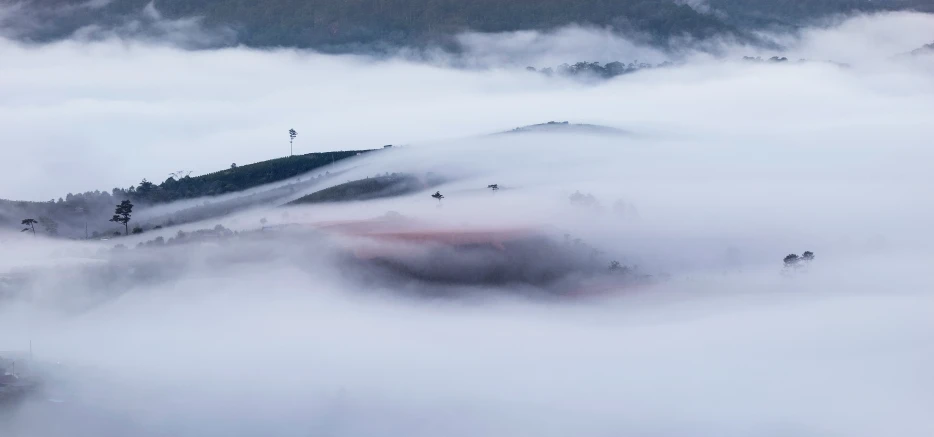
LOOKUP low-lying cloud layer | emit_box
[0,11,932,201]
[1,10,933,437]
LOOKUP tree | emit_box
[21,218,37,236]
[110,200,134,235]
[260,217,268,229]
[802,251,815,262]
[132,225,144,234]
[289,129,298,157]
[783,254,800,268]
[231,163,237,169]
[488,184,499,191]
[431,191,444,203]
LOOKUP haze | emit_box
[1,9,933,437]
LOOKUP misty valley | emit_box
[2,3,934,437]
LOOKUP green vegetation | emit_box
[289,173,442,205]
[20,219,37,236]
[155,0,737,47]
[110,200,134,236]
[121,150,366,204]
[16,0,934,51]
[9,0,934,53]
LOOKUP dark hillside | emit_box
[10,0,934,51]
[289,173,444,205]
[126,150,368,204]
[0,150,370,238]
[8,0,736,48]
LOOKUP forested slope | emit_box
[13,0,933,50]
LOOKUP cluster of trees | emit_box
[529,60,672,79]
[783,251,815,272]
[532,55,850,80]
[742,56,790,63]
[21,199,137,239]
[132,225,237,250]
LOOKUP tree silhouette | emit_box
[21,218,37,236]
[488,184,499,191]
[289,129,298,157]
[431,191,444,203]
[110,200,134,235]
[802,251,815,262]
[783,254,800,268]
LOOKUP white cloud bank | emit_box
[0,10,933,437]
[0,11,931,200]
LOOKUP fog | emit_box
[1,10,932,200]
[2,10,934,437]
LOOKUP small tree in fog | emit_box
[431,191,444,203]
[783,254,800,269]
[110,200,134,235]
[260,217,268,229]
[289,129,297,157]
[802,251,815,263]
[21,218,37,236]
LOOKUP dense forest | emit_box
[9,0,934,51]
[0,150,370,238]
[527,55,844,80]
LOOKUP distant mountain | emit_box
[6,0,932,51]
[3,0,734,49]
